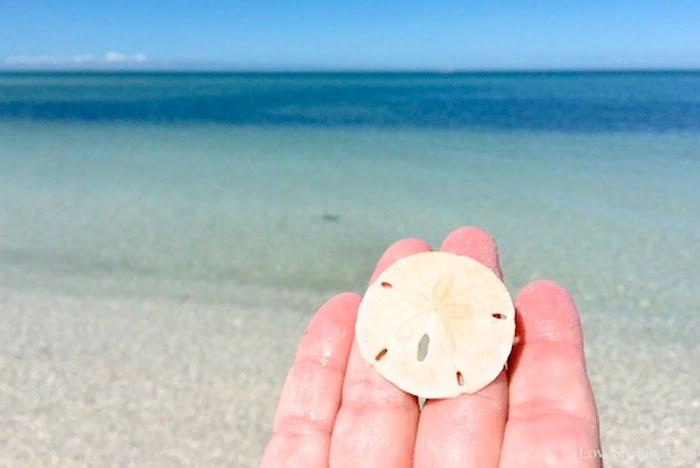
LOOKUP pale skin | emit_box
[261,226,601,468]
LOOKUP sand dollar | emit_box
[356,251,515,398]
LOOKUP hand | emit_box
[261,227,601,468]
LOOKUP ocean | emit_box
[0,72,699,466]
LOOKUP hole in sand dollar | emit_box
[381,282,393,289]
[375,348,388,361]
[417,334,430,362]
[492,313,506,320]
[456,371,465,386]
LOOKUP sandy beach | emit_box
[0,278,697,467]
[0,283,310,467]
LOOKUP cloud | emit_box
[104,51,147,63]
[4,52,148,66]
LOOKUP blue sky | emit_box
[1,0,699,70]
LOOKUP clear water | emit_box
[1,72,699,465]
[1,73,698,306]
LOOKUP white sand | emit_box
[0,285,314,467]
[1,283,698,467]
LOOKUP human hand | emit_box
[261,227,601,467]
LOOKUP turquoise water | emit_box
[1,73,698,308]
[1,72,699,324]
[1,73,699,464]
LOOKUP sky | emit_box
[1,0,699,70]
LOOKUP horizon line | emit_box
[1,67,700,74]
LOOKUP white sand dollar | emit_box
[356,251,515,398]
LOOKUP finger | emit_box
[261,292,361,468]
[330,238,432,468]
[499,280,600,468]
[368,237,433,285]
[414,226,509,468]
[440,225,503,279]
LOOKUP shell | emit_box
[355,251,515,398]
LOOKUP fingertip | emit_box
[323,291,362,310]
[312,292,362,328]
[515,280,574,308]
[440,226,502,279]
[514,279,582,347]
[368,237,433,285]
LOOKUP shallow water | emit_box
[0,72,699,466]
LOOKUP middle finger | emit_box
[414,227,510,468]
